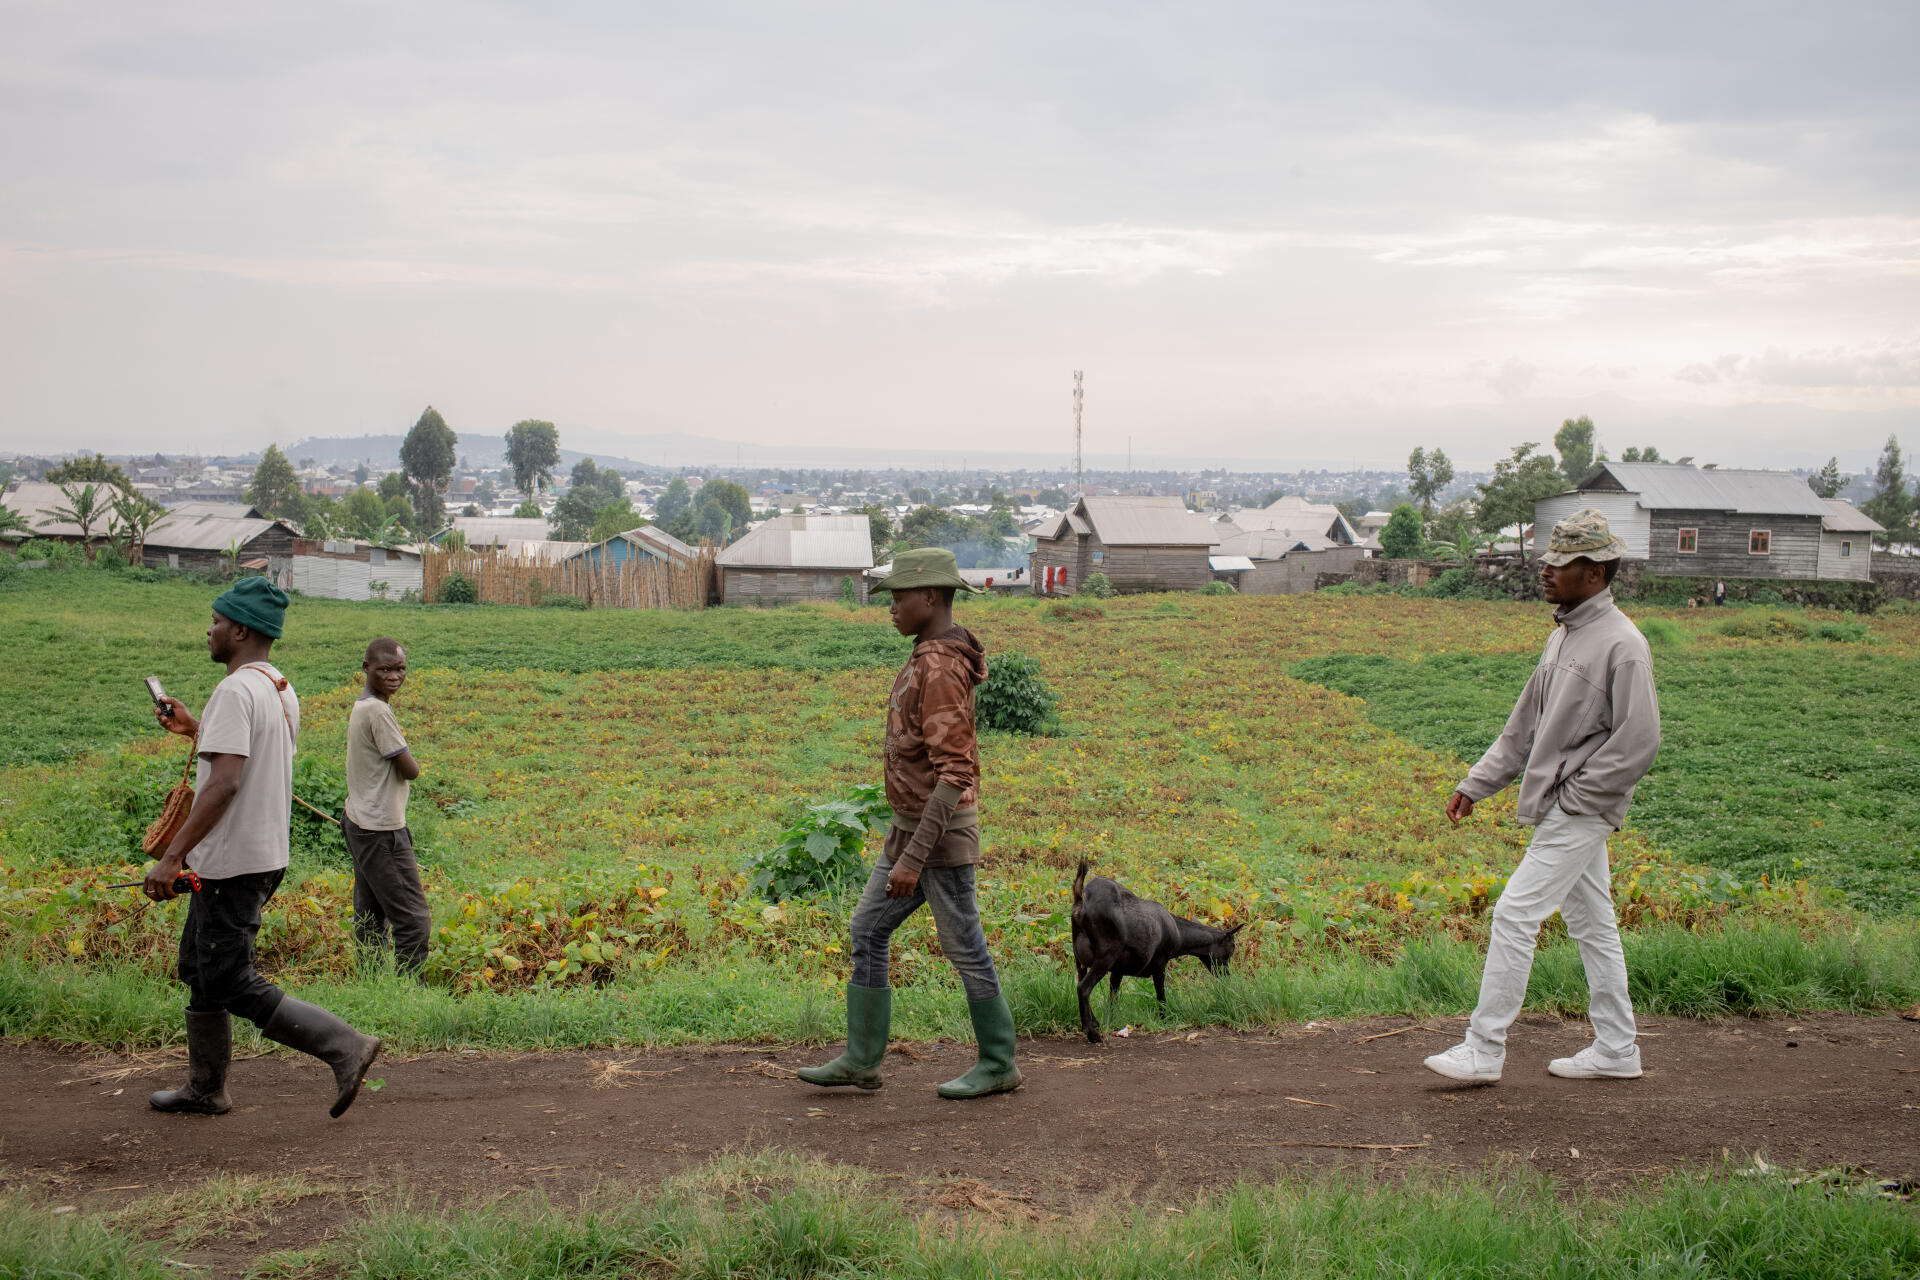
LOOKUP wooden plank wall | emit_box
[722,566,866,605]
[1102,544,1212,593]
[1647,511,1822,579]
[1031,536,1082,592]
[422,544,716,608]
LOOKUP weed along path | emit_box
[8,1014,1917,1225]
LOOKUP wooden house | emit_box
[1532,462,1869,581]
[570,525,697,572]
[1031,496,1217,594]
[1210,497,1369,594]
[717,513,873,605]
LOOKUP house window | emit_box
[1676,528,1698,554]
[1840,540,1851,558]
[1749,530,1771,555]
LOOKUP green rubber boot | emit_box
[797,984,891,1090]
[937,994,1025,1100]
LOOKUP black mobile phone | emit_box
[145,676,172,716]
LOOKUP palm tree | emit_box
[42,483,111,560]
[371,516,410,550]
[110,491,168,565]
[0,502,26,540]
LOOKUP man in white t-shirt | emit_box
[345,637,429,975]
[145,577,383,1119]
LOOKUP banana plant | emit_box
[42,482,110,560]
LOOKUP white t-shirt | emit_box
[346,696,410,830]
[190,662,300,879]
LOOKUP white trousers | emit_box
[1466,803,1638,1060]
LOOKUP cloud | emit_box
[1675,343,1920,388]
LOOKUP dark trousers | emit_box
[849,861,1000,1001]
[177,870,287,1027]
[343,818,431,973]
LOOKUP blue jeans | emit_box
[849,860,1001,1001]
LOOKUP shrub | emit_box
[1198,580,1236,596]
[1078,571,1114,599]
[839,575,860,609]
[977,651,1059,735]
[438,571,477,604]
[539,593,589,610]
[1809,619,1867,643]
[1426,567,1494,600]
[1717,608,1807,640]
[1636,617,1687,652]
[746,783,892,903]
[1048,599,1104,622]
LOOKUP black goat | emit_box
[1070,861,1244,1043]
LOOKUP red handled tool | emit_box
[106,871,203,895]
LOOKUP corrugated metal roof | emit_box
[445,516,551,546]
[1214,528,1330,560]
[1208,555,1256,572]
[1078,496,1217,546]
[1821,498,1885,532]
[147,511,295,552]
[716,513,874,569]
[630,525,696,559]
[4,482,95,537]
[169,501,264,519]
[1589,463,1833,516]
[1228,497,1360,545]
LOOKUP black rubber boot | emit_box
[149,1008,233,1115]
[261,996,382,1118]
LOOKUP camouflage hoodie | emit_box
[884,624,987,869]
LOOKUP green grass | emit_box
[0,569,909,765]
[1290,647,1920,914]
[7,1152,1917,1279]
[6,919,1913,1052]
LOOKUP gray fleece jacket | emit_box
[1457,589,1661,830]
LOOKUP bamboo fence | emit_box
[421,543,717,609]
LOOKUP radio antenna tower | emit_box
[1072,370,1084,497]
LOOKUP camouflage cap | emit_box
[872,546,981,594]
[1541,508,1628,566]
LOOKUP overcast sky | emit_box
[2,1,1916,469]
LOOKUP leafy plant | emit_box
[839,575,860,609]
[1079,571,1115,599]
[746,784,892,903]
[539,592,589,610]
[1198,580,1235,596]
[976,651,1059,735]
[439,571,478,604]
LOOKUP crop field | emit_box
[2,569,1917,1048]
[5,567,1920,1275]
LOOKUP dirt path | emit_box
[7,1012,1917,1253]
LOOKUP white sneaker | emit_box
[1548,1044,1642,1079]
[1423,1042,1502,1083]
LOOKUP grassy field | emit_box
[1,566,1916,1049]
[6,1152,1917,1279]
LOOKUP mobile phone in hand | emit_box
[145,676,172,717]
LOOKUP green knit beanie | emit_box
[212,577,289,638]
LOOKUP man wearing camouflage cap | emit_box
[799,548,1023,1100]
[1426,510,1661,1085]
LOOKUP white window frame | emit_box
[1676,527,1698,554]
[1749,529,1771,555]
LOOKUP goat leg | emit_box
[1152,964,1168,1006]
[1076,965,1108,1044]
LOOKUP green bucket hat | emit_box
[212,576,290,638]
[1541,508,1628,567]
[872,547,980,595]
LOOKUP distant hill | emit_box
[283,432,678,473]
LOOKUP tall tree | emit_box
[861,503,894,555]
[1619,445,1663,463]
[377,470,409,501]
[42,482,112,559]
[655,476,693,526]
[399,406,458,531]
[342,488,390,541]
[504,420,560,495]
[1862,435,1916,541]
[1406,447,1455,518]
[1807,457,1845,500]
[1554,416,1597,486]
[1475,443,1566,537]
[45,455,132,491]
[246,444,306,523]
[693,481,752,543]
[570,456,601,491]
[1379,504,1425,559]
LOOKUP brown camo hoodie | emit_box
[884,624,987,824]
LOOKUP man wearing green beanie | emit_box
[799,548,1023,1100]
[145,576,383,1119]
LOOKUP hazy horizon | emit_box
[3,2,1916,472]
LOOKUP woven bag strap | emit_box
[237,663,298,748]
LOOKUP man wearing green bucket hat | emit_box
[1425,509,1661,1086]
[799,547,1024,1100]
[145,577,384,1119]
